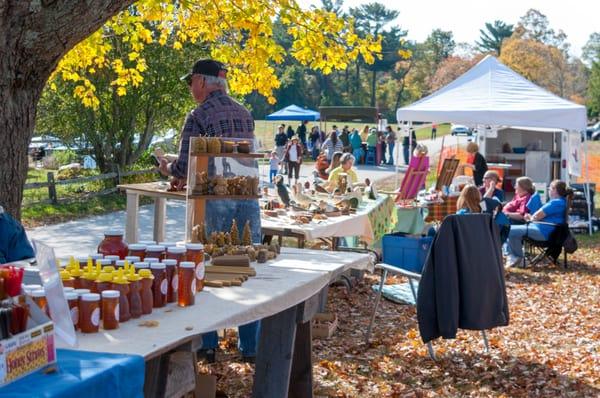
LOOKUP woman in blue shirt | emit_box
[505,180,573,268]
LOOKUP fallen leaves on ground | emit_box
[204,243,600,397]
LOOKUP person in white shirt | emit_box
[283,136,303,186]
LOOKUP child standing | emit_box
[269,151,280,184]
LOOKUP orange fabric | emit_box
[576,154,600,187]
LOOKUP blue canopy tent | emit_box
[265,104,320,121]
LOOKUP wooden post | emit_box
[47,172,57,204]
[115,165,122,186]
[125,192,140,244]
[154,197,166,243]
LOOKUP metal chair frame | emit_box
[365,263,490,360]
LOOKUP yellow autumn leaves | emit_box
[51,0,381,108]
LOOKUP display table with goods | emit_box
[23,244,371,397]
[260,188,399,249]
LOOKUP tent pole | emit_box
[583,132,593,235]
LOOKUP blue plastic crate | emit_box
[382,233,433,273]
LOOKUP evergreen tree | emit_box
[476,20,514,55]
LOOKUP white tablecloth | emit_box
[58,248,373,359]
[261,196,387,244]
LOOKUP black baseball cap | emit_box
[180,59,227,84]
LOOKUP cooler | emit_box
[381,233,433,274]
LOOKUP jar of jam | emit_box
[80,293,101,333]
[101,290,120,330]
[186,243,205,292]
[166,246,186,264]
[90,253,104,262]
[97,231,128,259]
[104,255,120,266]
[158,241,177,249]
[63,287,75,294]
[126,271,143,319]
[125,255,141,264]
[77,256,90,269]
[162,259,177,303]
[31,289,49,316]
[65,291,79,329]
[127,244,147,260]
[116,260,126,269]
[111,274,131,323]
[61,270,75,288]
[150,263,167,308]
[97,258,112,268]
[138,269,154,315]
[134,262,149,272]
[146,245,165,261]
[74,288,91,304]
[177,262,196,307]
[144,257,160,264]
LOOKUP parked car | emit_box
[451,124,473,136]
[588,122,600,140]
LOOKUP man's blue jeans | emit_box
[201,199,262,356]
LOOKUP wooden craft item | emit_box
[206,273,248,281]
[211,255,251,267]
[205,265,256,276]
[205,281,224,287]
[435,158,460,191]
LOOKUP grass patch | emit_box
[21,193,153,228]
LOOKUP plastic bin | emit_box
[382,233,433,274]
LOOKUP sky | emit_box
[297,0,599,57]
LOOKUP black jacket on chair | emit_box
[417,214,509,343]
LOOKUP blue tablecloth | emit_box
[0,349,144,398]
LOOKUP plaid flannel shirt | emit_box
[169,90,255,178]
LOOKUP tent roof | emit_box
[319,106,378,122]
[396,55,586,131]
[266,104,320,121]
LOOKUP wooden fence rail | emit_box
[24,167,157,205]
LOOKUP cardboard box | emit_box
[0,297,56,386]
[311,313,338,339]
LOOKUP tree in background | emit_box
[588,62,600,118]
[36,37,200,172]
[582,32,600,65]
[0,0,380,220]
[476,20,514,55]
[429,55,482,92]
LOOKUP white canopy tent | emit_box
[396,55,592,234]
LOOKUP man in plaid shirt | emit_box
[158,59,260,362]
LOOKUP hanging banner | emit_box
[568,131,582,177]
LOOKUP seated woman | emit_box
[327,153,358,193]
[479,170,504,201]
[456,184,482,214]
[505,180,573,268]
[314,151,343,192]
[503,176,535,224]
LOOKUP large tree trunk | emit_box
[0,1,133,219]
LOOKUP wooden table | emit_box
[59,248,373,397]
[118,182,185,243]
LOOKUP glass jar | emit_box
[125,255,141,264]
[95,273,113,295]
[101,290,120,330]
[138,269,154,315]
[166,246,186,264]
[115,260,127,269]
[77,256,90,269]
[63,287,75,294]
[65,291,79,329]
[79,272,97,293]
[97,259,112,269]
[158,241,178,249]
[90,253,104,261]
[150,263,167,308]
[138,240,156,246]
[144,257,160,264]
[97,231,128,259]
[146,245,165,261]
[74,288,91,305]
[177,262,196,307]
[80,293,101,333]
[70,266,84,289]
[185,243,205,292]
[162,259,177,303]
[127,244,147,261]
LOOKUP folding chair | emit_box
[523,222,570,268]
[365,263,491,360]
